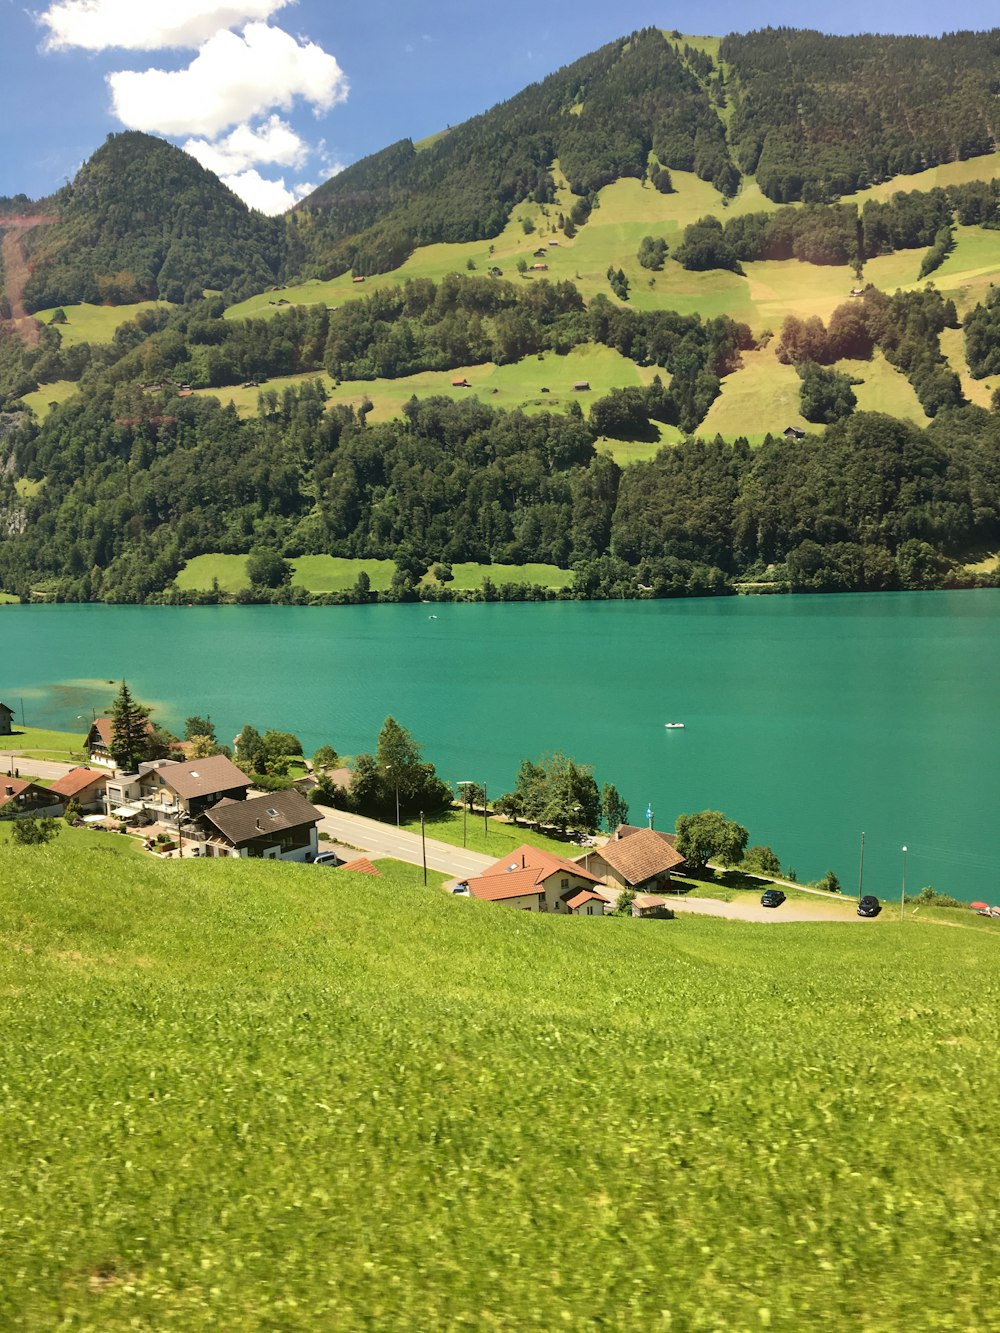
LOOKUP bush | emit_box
[10,814,60,845]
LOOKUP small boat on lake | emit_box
[664,722,685,729]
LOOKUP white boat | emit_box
[664,722,685,729]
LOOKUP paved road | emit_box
[1,754,78,780]
[315,808,495,878]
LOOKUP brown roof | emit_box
[592,827,685,885]
[340,856,380,875]
[200,789,319,846]
[633,893,668,911]
[0,777,50,802]
[0,701,13,714]
[49,766,107,799]
[143,754,250,799]
[325,767,353,790]
[564,888,610,911]
[89,716,155,749]
[614,823,677,848]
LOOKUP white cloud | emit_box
[108,22,348,138]
[39,0,293,51]
[184,114,308,175]
[221,168,314,214]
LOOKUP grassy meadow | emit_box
[173,554,399,596]
[1,723,87,763]
[1,829,999,1328]
[422,561,572,592]
[32,300,173,347]
[401,808,588,859]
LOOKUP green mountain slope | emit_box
[2,828,999,1328]
[19,132,285,311]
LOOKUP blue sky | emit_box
[1,0,995,212]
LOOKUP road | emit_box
[315,808,495,878]
[1,755,77,780]
[667,895,865,924]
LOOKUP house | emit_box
[85,716,156,769]
[452,377,471,387]
[464,843,606,912]
[578,825,686,895]
[783,425,806,440]
[0,702,13,736]
[562,887,610,916]
[850,287,865,297]
[352,275,366,283]
[105,754,251,821]
[196,790,320,861]
[529,262,548,271]
[0,776,59,815]
[573,381,590,391]
[48,766,108,813]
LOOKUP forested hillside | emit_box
[18,133,284,311]
[1,26,1000,604]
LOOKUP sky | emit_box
[1,0,995,214]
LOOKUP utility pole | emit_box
[420,811,427,886]
[900,845,907,922]
[483,782,488,840]
[857,830,865,899]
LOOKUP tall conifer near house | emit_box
[109,680,149,772]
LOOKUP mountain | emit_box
[295,26,1000,278]
[18,132,285,311]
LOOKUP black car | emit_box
[760,889,786,908]
[858,895,881,918]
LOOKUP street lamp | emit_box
[457,780,474,847]
[900,844,907,922]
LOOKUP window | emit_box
[561,878,569,888]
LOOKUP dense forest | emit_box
[1,365,998,603]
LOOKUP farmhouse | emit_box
[529,262,548,271]
[48,766,108,812]
[783,425,806,440]
[573,381,590,391]
[578,825,685,895]
[0,701,13,735]
[105,754,251,820]
[452,377,471,387]
[196,789,320,861]
[562,888,610,916]
[464,843,606,912]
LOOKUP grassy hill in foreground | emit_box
[2,828,999,1328]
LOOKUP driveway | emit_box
[667,895,865,924]
[315,808,495,879]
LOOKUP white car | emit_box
[313,851,341,867]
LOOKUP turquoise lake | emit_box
[2,592,998,902]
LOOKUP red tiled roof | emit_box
[479,843,604,887]
[467,867,546,902]
[614,823,678,848]
[89,716,155,749]
[48,766,107,799]
[0,777,49,802]
[564,888,610,911]
[633,893,668,911]
[340,856,380,876]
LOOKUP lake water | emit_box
[3,592,998,902]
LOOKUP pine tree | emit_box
[109,680,150,772]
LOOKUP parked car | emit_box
[312,851,342,866]
[858,895,881,917]
[760,889,786,908]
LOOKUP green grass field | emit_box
[31,300,173,347]
[402,807,588,858]
[18,379,78,420]
[14,477,43,497]
[699,348,808,442]
[0,592,18,604]
[173,553,399,595]
[422,561,572,592]
[2,830,999,1328]
[1,724,87,763]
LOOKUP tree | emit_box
[185,715,216,742]
[63,799,84,825]
[313,744,339,771]
[145,725,176,761]
[246,546,290,588]
[742,844,782,877]
[190,734,225,759]
[675,810,749,874]
[637,236,668,270]
[10,814,60,845]
[109,680,150,772]
[816,870,842,894]
[601,783,629,831]
[234,724,265,773]
[612,887,636,916]
[262,730,303,767]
